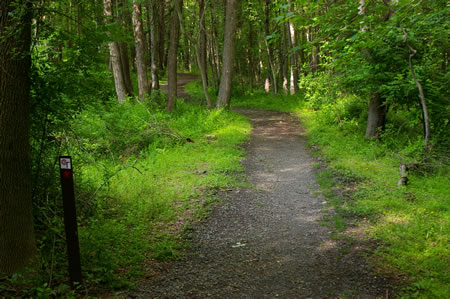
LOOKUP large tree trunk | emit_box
[104,0,127,103]
[119,43,134,97]
[118,0,134,97]
[165,0,182,112]
[216,0,239,108]
[362,0,395,139]
[365,93,388,138]
[0,0,37,277]
[132,1,151,100]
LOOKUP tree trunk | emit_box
[199,0,209,86]
[264,0,277,94]
[363,0,395,139]
[166,0,182,112]
[248,24,256,90]
[0,0,37,277]
[288,0,299,94]
[158,0,166,69]
[216,0,239,108]
[104,0,127,103]
[117,0,134,97]
[365,93,388,138]
[282,24,290,94]
[402,28,430,147]
[132,1,151,100]
[149,2,160,90]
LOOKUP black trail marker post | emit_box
[59,156,82,285]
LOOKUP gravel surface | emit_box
[129,108,393,298]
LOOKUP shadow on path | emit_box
[130,108,394,298]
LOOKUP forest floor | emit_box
[126,75,395,298]
[160,73,200,99]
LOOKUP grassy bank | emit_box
[10,98,251,297]
[233,91,449,298]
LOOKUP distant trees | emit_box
[0,0,37,276]
[166,0,183,112]
[104,0,127,103]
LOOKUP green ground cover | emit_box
[233,90,449,298]
[14,97,251,296]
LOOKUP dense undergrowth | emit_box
[232,80,449,298]
[12,83,250,296]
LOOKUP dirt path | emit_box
[160,73,200,99]
[129,108,393,298]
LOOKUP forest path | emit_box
[130,107,393,298]
[159,73,200,99]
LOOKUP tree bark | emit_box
[363,0,395,139]
[132,1,151,100]
[199,0,209,86]
[0,0,37,277]
[104,0,127,103]
[264,0,277,94]
[280,23,289,94]
[288,0,299,94]
[365,93,388,138]
[402,28,430,147]
[166,0,182,112]
[158,0,166,69]
[149,1,160,90]
[216,0,239,108]
[117,0,134,97]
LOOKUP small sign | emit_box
[60,157,72,170]
[58,156,82,285]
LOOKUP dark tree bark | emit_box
[132,1,151,100]
[403,28,430,147]
[149,1,160,90]
[365,93,388,138]
[158,0,166,69]
[118,0,134,97]
[0,0,37,277]
[104,0,127,103]
[119,43,134,97]
[264,0,277,94]
[362,0,395,139]
[216,0,239,108]
[166,0,182,112]
[199,0,208,86]
[248,24,256,90]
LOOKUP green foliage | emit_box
[27,95,251,295]
[232,90,304,112]
[300,110,450,298]
[236,91,449,298]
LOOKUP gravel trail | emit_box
[130,107,393,298]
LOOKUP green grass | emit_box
[233,91,450,298]
[21,97,251,296]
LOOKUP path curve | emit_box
[131,108,392,298]
[160,73,200,99]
